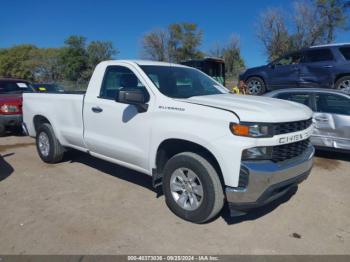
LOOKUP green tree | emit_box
[79,40,117,81]
[29,48,62,82]
[257,8,292,61]
[291,0,326,49]
[0,45,38,80]
[168,23,204,62]
[209,36,245,78]
[59,35,88,81]
[257,1,350,62]
[141,29,168,61]
[141,23,204,63]
[87,41,117,69]
[0,36,117,86]
[316,0,350,42]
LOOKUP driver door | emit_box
[83,64,153,172]
[268,52,302,89]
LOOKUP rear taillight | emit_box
[0,104,20,114]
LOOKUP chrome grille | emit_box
[271,139,310,162]
[274,119,312,135]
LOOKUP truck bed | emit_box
[23,92,87,151]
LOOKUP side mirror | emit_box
[269,63,275,69]
[116,89,148,113]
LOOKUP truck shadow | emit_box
[315,149,350,162]
[1,127,25,137]
[65,150,159,194]
[0,153,15,182]
[220,186,298,225]
[64,150,298,224]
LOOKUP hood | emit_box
[0,93,23,104]
[247,65,266,71]
[243,65,266,74]
[240,65,267,78]
[183,94,312,123]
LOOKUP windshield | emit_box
[140,65,227,98]
[0,81,33,94]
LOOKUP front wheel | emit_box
[335,76,350,92]
[162,152,224,223]
[246,77,266,95]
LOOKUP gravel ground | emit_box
[0,135,349,254]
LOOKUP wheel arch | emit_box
[246,75,267,86]
[33,115,52,134]
[153,138,225,188]
[334,73,350,85]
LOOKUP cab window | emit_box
[315,93,350,115]
[304,48,334,62]
[0,81,33,94]
[275,52,302,66]
[277,93,313,109]
[100,66,148,100]
[339,47,350,60]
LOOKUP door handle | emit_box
[91,106,103,113]
[323,65,333,68]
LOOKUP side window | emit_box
[339,47,350,60]
[315,93,350,115]
[305,48,334,62]
[100,66,147,100]
[275,52,302,66]
[277,93,312,108]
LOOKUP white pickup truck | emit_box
[23,60,314,223]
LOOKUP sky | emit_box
[1,0,349,67]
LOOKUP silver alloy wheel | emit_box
[338,79,350,92]
[247,79,263,95]
[170,168,204,211]
[38,132,50,157]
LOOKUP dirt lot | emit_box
[0,135,349,255]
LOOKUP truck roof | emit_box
[310,43,350,48]
[101,60,189,67]
[265,88,350,96]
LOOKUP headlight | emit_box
[230,122,271,137]
[242,146,272,160]
[0,104,20,113]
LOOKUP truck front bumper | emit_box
[225,144,314,216]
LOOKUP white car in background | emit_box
[265,88,350,152]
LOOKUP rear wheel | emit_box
[36,123,64,163]
[335,76,350,92]
[162,152,224,223]
[246,77,266,95]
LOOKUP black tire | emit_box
[36,123,64,163]
[335,76,350,91]
[246,77,266,95]
[162,152,224,223]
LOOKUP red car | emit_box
[0,79,34,136]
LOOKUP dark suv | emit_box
[239,43,350,95]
